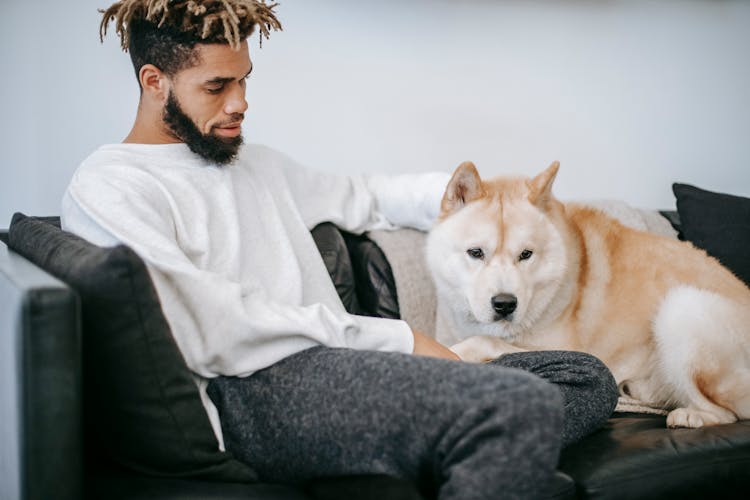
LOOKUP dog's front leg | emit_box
[451,336,527,363]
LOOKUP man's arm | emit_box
[259,146,450,233]
[412,329,460,361]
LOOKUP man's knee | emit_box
[570,352,619,411]
[500,350,618,410]
[435,369,564,498]
[474,367,565,439]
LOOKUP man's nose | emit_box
[224,84,248,115]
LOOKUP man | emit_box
[63,1,618,498]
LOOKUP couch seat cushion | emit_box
[558,413,750,499]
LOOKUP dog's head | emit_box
[426,161,573,341]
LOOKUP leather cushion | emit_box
[8,214,256,482]
[673,183,750,287]
[558,413,750,499]
[90,458,431,500]
[342,231,399,319]
[311,223,362,315]
[311,222,400,320]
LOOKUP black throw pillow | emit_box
[7,213,256,482]
[672,183,750,288]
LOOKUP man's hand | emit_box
[412,329,460,361]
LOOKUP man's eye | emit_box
[467,248,484,260]
[519,249,533,261]
[206,86,224,94]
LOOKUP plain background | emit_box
[1,0,749,226]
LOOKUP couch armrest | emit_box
[0,241,82,500]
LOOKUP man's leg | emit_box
[207,346,564,500]
[490,351,619,447]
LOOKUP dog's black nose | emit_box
[491,293,517,318]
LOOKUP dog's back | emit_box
[566,205,750,426]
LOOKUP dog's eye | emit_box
[467,248,485,260]
[519,249,533,261]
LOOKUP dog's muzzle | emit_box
[491,293,517,320]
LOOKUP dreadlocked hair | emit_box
[100,0,281,50]
[99,0,282,80]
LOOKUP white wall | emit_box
[1,0,749,227]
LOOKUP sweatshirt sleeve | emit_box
[261,147,451,233]
[62,164,414,378]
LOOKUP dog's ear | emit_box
[527,161,560,209]
[441,161,485,216]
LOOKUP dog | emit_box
[426,160,750,428]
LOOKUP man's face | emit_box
[163,41,252,164]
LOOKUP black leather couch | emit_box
[1,214,749,500]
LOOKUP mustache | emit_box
[214,114,245,128]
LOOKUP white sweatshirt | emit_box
[61,142,449,448]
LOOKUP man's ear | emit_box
[138,64,169,102]
[527,161,560,208]
[441,161,485,216]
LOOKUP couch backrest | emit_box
[0,240,82,500]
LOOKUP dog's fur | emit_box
[426,161,750,428]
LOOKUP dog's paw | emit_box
[666,407,737,428]
[450,337,492,363]
[450,336,521,363]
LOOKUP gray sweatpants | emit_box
[207,348,617,500]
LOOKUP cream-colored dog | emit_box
[426,161,750,428]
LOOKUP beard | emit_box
[162,92,243,165]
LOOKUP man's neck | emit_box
[124,105,181,145]
[123,128,180,145]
